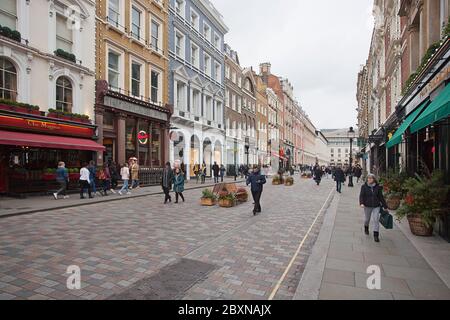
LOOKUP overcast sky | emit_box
[212,0,374,130]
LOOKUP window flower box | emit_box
[0,100,40,115]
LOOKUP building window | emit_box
[192,89,200,116]
[0,0,17,30]
[176,81,187,111]
[175,30,185,59]
[131,6,142,40]
[55,76,73,112]
[203,22,211,41]
[0,57,17,101]
[190,9,199,31]
[175,0,185,18]
[213,33,220,50]
[108,0,120,27]
[151,20,160,51]
[131,62,141,97]
[191,43,199,68]
[225,65,230,79]
[56,14,73,53]
[108,50,120,89]
[203,53,211,77]
[214,62,221,82]
[151,70,160,103]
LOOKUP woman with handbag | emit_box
[359,174,388,243]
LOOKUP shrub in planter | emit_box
[0,98,40,114]
[285,176,294,186]
[0,25,21,42]
[54,49,77,63]
[201,189,217,206]
[272,175,282,185]
[396,171,449,237]
[218,192,236,208]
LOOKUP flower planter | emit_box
[272,180,281,185]
[42,173,56,181]
[285,181,294,186]
[407,214,433,237]
[218,199,235,208]
[387,196,401,210]
[236,193,248,203]
[69,173,80,180]
[200,198,216,206]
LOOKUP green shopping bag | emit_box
[379,208,393,230]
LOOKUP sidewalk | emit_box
[294,184,450,300]
[0,177,244,219]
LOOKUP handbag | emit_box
[379,208,393,230]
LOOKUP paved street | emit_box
[0,177,335,300]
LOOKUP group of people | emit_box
[192,162,226,184]
[52,158,140,200]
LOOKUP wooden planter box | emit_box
[42,173,56,181]
[272,180,281,185]
[236,193,248,203]
[69,173,80,180]
[0,103,40,115]
[285,181,294,186]
[218,199,235,208]
[200,198,216,206]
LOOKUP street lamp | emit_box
[348,127,356,187]
[245,137,250,167]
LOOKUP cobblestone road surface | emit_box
[0,177,335,300]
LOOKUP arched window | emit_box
[0,57,17,101]
[56,76,73,112]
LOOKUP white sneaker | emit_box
[118,191,122,195]
[53,193,58,200]
[63,195,69,199]
[110,189,116,194]
[127,192,131,195]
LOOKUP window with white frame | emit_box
[150,69,161,103]
[151,19,161,52]
[131,5,142,40]
[56,14,73,53]
[237,96,241,113]
[214,62,221,82]
[131,61,142,97]
[0,57,17,101]
[55,76,73,112]
[175,30,185,59]
[0,0,17,29]
[216,101,223,124]
[175,0,185,18]
[205,96,212,120]
[191,42,199,68]
[225,65,230,79]
[237,76,241,88]
[213,33,221,50]
[190,9,199,31]
[176,81,187,111]
[231,71,236,83]
[203,22,211,41]
[108,50,121,89]
[203,53,211,77]
[108,0,120,27]
[231,93,235,110]
[192,89,200,116]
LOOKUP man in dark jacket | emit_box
[313,165,323,186]
[161,162,174,204]
[359,174,388,242]
[212,162,220,184]
[334,166,345,193]
[246,166,267,215]
[354,165,363,183]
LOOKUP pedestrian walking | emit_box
[79,163,93,199]
[212,162,220,184]
[53,162,69,200]
[246,166,267,216]
[220,164,226,182]
[174,168,185,203]
[359,174,388,243]
[334,165,346,193]
[88,160,99,197]
[193,163,200,184]
[118,163,131,195]
[130,159,140,189]
[201,163,207,184]
[98,165,111,196]
[354,165,363,183]
[161,162,174,204]
[313,164,323,186]
[109,161,119,190]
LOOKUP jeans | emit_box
[90,179,97,193]
[119,179,129,193]
[336,181,342,193]
[163,187,171,203]
[251,190,262,213]
[175,192,184,202]
[364,207,381,233]
[214,176,219,183]
[56,180,67,196]
[80,180,92,198]
[132,179,139,188]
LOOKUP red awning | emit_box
[0,130,105,152]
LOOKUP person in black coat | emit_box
[313,165,323,186]
[246,166,267,216]
[161,162,174,204]
[359,174,388,243]
[212,162,220,184]
[334,166,345,193]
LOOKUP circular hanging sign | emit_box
[170,131,179,142]
[138,130,149,145]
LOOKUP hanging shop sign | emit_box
[0,115,94,138]
[138,130,150,145]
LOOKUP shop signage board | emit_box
[0,115,95,138]
[104,96,169,122]
[138,130,149,145]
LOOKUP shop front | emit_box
[95,81,172,185]
[0,110,104,195]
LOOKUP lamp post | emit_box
[348,127,356,187]
[245,137,250,167]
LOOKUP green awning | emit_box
[411,83,450,134]
[386,101,428,149]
